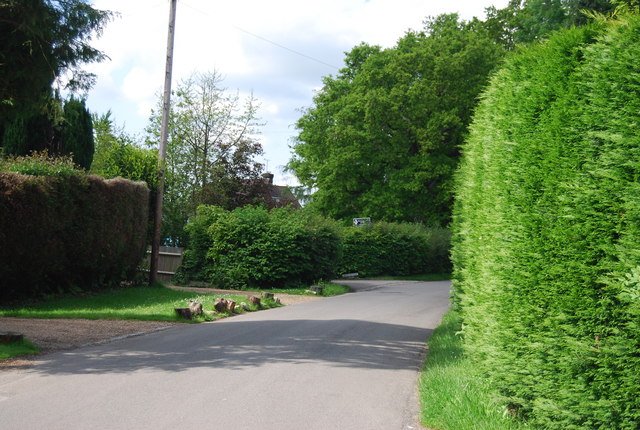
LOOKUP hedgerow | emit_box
[0,154,149,302]
[338,223,451,277]
[175,205,341,289]
[453,15,640,429]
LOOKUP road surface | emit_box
[0,280,450,430]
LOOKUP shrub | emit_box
[338,223,451,277]
[175,206,341,289]
[0,151,78,177]
[0,161,149,302]
[453,15,640,428]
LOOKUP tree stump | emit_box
[0,332,24,344]
[248,296,261,307]
[174,307,193,320]
[214,298,229,313]
[189,301,203,317]
[226,299,236,312]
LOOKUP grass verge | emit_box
[420,307,525,430]
[186,280,351,297]
[0,338,40,361]
[0,286,278,322]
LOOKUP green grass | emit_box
[0,338,40,361]
[317,281,351,296]
[420,307,526,430]
[369,273,452,281]
[189,280,351,297]
[0,286,276,322]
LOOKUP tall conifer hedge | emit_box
[453,15,640,428]
[0,169,149,302]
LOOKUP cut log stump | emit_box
[0,332,24,344]
[174,307,193,320]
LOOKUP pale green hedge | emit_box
[453,15,640,428]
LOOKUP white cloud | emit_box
[86,0,510,184]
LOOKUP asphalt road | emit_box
[0,280,451,430]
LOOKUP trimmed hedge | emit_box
[175,205,341,289]
[453,15,640,429]
[0,171,149,302]
[338,223,451,277]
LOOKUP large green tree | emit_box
[0,0,110,155]
[288,14,504,225]
[483,0,637,47]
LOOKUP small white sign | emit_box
[353,217,372,227]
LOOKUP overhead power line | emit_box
[180,0,340,70]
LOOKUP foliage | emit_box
[0,170,149,303]
[92,112,158,188]
[175,205,341,290]
[0,0,111,117]
[0,151,79,177]
[483,0,638,47]
[339,223,451,277]
[0,0,110,160]
[288,14,504,225]
[453,14,640,428]
[2,96,95,169]
[145,71,267,245]
[420,307,526,430]
[59,97,94,169]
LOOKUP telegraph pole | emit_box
[150,0,177,285]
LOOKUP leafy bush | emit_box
[175,206,341,289]
[338,223,451,277]
[0,160,149,302]
[0,151,79,177]
[453,15,640,428]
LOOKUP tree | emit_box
[60,97,93,169]
[484,0,620,46]
[0,0,111,153]
[288,14,504,225]
[91,111,158,187]
[146,71,266,244]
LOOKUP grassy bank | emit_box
[0,338,39,361]
[420,307,525,430]
[0,286,275,322]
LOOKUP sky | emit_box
[86,0,510,185]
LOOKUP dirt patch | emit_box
[0,318,176,369]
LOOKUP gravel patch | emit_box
[1,288,322,369]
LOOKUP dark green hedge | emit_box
[453,15,640,429]
[176,205,341,289]
[0,172,149,302]
[338,223,451,277]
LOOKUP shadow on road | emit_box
[29,318,433,375]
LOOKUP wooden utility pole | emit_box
[150,0,177,285]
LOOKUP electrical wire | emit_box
[179,0,340,70]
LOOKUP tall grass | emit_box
[420,307,525,430]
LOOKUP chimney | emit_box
[262,172,274,185]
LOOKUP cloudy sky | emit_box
[86,0,509,185]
